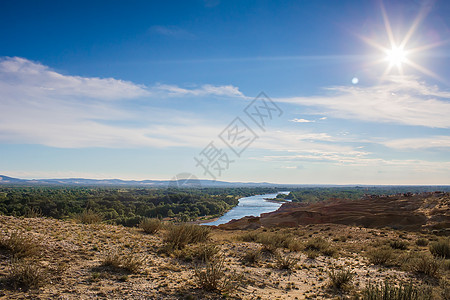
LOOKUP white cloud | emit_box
[0,57,150,100]
[277,76,450,128]
[0,57,243,148]
[290,118,315,123]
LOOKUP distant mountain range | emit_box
[0,175,279,187]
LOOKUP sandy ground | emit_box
[0,216,447,299]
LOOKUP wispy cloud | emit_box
[0,57,243,148]
[382,136,450,149]
[277,76,450,128]
[154,83,244,97]
[149,25,196,39]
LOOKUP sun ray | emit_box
[380,1,396,48]
[399,3,432,49]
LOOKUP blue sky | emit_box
[1,0,450,184]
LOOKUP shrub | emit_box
[389,240,408,250]
[304,237,337,257]
[327,267,354,291]
[429,238,450,259]
[76,209,102,224]
[164,223,211,250]
[361,280,432,300]
[177,244,220,263]
[367,247,394,266]
[194,256,242,292]
[101,249,144,273]
[416,238,429,247]
[0,231,41,258]
[274,252,298,270]
[139,218,162,234]
[242,248,262,266]
[8,259,47,290]
[407,254,440,278]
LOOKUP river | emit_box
[203,191,290,226]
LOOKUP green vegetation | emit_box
[0,186,250,225]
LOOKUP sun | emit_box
[385,46,407,68]
[359,2,444,81]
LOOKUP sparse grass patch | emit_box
[274,252,298,270]
[7,259,47,290]
[416,238,429,247]
[241,248,262,266]
[139,218,162,234]
[304,237,337,257]
[0,231,41,258]
[327,267,354,291]
[101,249,144,273]
[429,237,450,259]
[176,243,220,262]
[361,280,432,300]
[194,256,243,292]
[389,240,408,250]
[366,246,394,266]
[164,223,211,250]
[406,253,440,278]
[76,209,102,224]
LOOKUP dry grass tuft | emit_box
[139,218,162,234]
[101,249,144,273]
[366,246,394,266]
[429,237,450,259]
[274,251,298,270]
[0,231,42,259]
[8,259,47,290]
[327,267,354,291]
[194,256,243,292]
[164,223,211,250]
[76,209,102,224]
[361,280,432,300]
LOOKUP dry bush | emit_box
[164,223,211,250]
[101,249,144,273]
[304,237,337,257]
[0,231,41,258]
[139,218,162,234]
[76,209,102,224]
[389,240,408,250]
[194,256,242,292]
[327,267,354,291]
[274,252,298,270]
[240,231,300,252]
[429,237,450,259]
[406,254,440,278]
[366,246,394,266]
[176,244,220,262]
[8,259,47,290]
[361,280,432,300]
[242,248,262,266]
[416,238,429,247]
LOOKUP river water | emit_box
[203,191,290,226]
